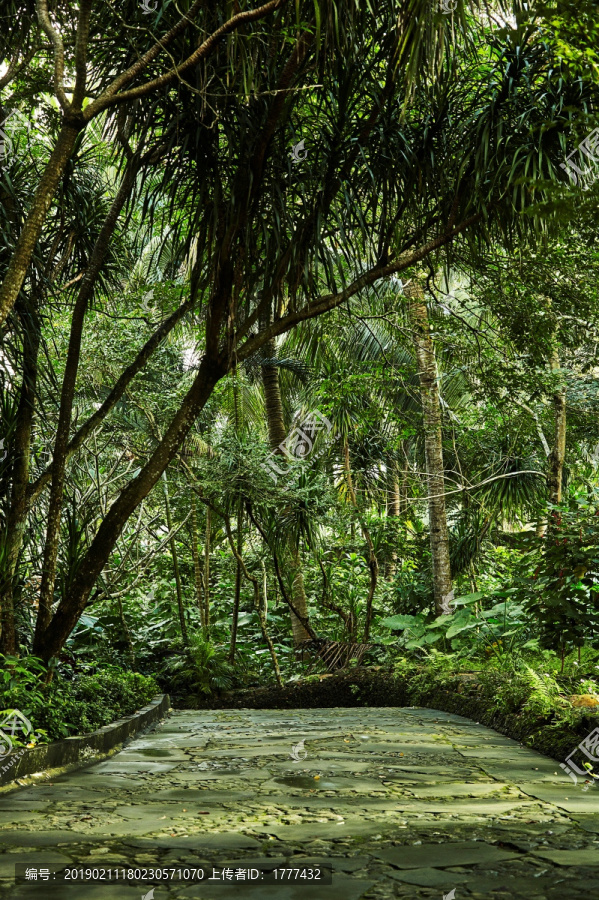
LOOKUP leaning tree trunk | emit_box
[406,276,453,616]
[0,294,41,655]
[261,337,311,645]
[548,343,566,505]
[0,122,81,329]
[34,159,139,651]
[32,352,226,664]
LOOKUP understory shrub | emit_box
[393,650,599,742]
[156,635,237,696]
[0,655,158,742]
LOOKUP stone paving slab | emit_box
[2,706,599,898]
[531,847,599,865]
[374,839,523,868]
[387,866,470,887]
[518,782,599,813]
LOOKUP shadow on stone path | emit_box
[1,706,599,898]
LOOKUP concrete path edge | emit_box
[0,693,170,789]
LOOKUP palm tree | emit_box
[11,0,593,663]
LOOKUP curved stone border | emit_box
[0,693,170,788]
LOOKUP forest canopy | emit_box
[1,0,599,718]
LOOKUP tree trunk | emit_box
[163,471,188,648]
[190,492,205,626]
[116,592,135,667]
[0,294,41,655]
[32,352,226,662]
[262,340,287,451]
[204,506,211,632]
[0,121,82,328]
[343,437,378,640]
[406,276,453,616]
[229,367,243,659]
[261,337,311,645]
[548,344,566,505]
[385,459,400,579]
[35,159,138,646]
[290,544,311,644]
[229,499,243,662]
[223,515,282,687]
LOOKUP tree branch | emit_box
[236,213,482,360]
[86,0,288,116]
[36,0,69,111]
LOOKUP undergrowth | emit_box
[0,655,158,743]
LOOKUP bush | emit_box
[520,493,599,657]
[158,635,236,696]
[0,655,158,742]
[393,649,597,738]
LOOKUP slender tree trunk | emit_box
[223,515,282,687]
[229,499,243,662]
[163,471,188,647]
[247,502,317,642]
[343,437,378,640]
[0,294,41,654]
[229,366,243,659]
[116,592,135,666]
[204,506,211,632]
[262,340,287,450]
[548,344,566,505]
[27,297,194,509]
[32,352,226,663]
[469,561,478,593]
[385,459,400,579]
[0,121,82,328]
[190,492,205,626]
[34,160,138,648]
[290,544,311,644]
[406,276,453,616]
[261,337,311,644]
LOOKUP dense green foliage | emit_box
[393,648,599,763]
[0,654,157,741]
[1,0,599,737]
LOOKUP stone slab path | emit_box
[1,706,599,898]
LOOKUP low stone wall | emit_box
[0,693,170,788]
